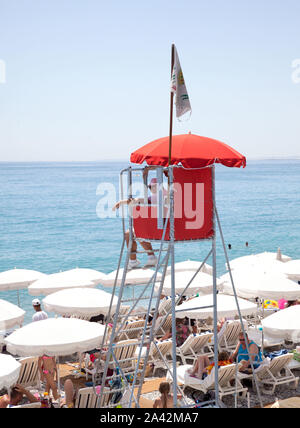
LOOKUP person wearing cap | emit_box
[112,176,167,269]
[32,299,48,322]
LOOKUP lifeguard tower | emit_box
[96,133,262,408]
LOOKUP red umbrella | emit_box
[130,133,246,168]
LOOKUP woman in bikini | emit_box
[38,355,60,400]
[153,382,183,408]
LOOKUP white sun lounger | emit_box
[118,319,145,341]
[75,386,111,408]
[135,339,173,375]
[239,353,299,395]
[176,332,213,364]
[16,357,41,389]
[217,319,248,352]
[167,363,248,402]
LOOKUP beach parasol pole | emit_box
[168,43,178,407]
[168,44,175,166]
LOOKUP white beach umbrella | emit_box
[28,272,96,296]
[5,318,105,357]
[175,293,258,320]
[0,268,47,291]
[262,305,300,342]
[0,299,25,331]
[156,271,218,297]
[54,268,107,286]
[0,354,21,390]
[43,287,118,317]
[166,260,212,276]
[227,250,292,272]
[221,269,300,301]
[101,268,162,287]
[277,260,300,282]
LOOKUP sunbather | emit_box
[188,351,231,380]
[0,384,39,408]
[159,318,191,347]
[230,332,263,372]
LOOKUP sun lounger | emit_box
[254,354,298,394]
[109,340,139,375]
[176,332,213,364]
[75,386,111,408]
[153,314,172,338]
[135,339,173,375]
[167,362,248,402]
[238,353,299,395]
[16,357,41,389]
[217,319,248,352]
[118,319,145,341]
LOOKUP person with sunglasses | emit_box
[230,332,263,372]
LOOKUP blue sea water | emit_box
[0,160,299,325]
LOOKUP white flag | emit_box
[170,46,192,119]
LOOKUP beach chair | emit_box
[253,354,299,395]
[134,339,173,376]
[75,386,111,408]
[153,314,172,338]
[217,319,248,352]
[118,319,145,341]
[168,363,248,402]
[108,340,139,375]
[155,295,182,317]
[11,402,42,408]
[176,332,214,364]
[115,305,131,323]
[16,357,41,389]
[148,340,173,374]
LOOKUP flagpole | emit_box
[168,44,175,166]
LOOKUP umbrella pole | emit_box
[17,289,20,307]
[56,356,61,407]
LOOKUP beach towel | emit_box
[264,349,288,360]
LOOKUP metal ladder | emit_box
[93,165,264,408]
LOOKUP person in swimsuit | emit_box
[159,318,191,347]
[0,384,39,408]
[230,332,263,372]
[38,355,60,400]
[153,381,182,408]
[188,351,231,380]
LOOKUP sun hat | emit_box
[32,298,41,306]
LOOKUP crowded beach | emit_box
[1,248,300,409]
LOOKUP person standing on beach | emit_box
[32,299,48,322]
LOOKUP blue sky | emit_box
[0,0,300,161]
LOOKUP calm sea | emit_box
[1,160,299,325]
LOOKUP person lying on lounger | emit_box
[187,351,231,380]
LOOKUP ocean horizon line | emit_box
[0,156,300,164]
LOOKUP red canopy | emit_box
[130,133,246,168]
